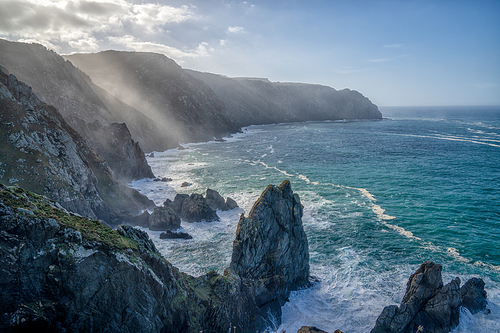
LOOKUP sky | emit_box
[0,0,499,106]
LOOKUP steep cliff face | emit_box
[0,71,154,224]
[0,39,160,179]
[187,71,382,125]
[65,51,240,142]
[65,51,381,139]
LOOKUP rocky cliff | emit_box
[187,71,382,124]
[371,261,488,333]
[0,181,310,333]
[0,70,154,224]
[0,39,159,180]
[65,50,240,142]
[65,50,382,135]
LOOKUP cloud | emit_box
[383,44,404,48]
[0,0,197,51]
[227,26,245,34]
[108,35,212,60]
[367,54,409,62]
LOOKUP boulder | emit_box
[159,230,193,240]
[205,188,227,210]
[225,197,239,210]
[371,261,489,333]
[180,194,219,222]
[205,188,239,211]
[148,206,181,231]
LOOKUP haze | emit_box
[0,0,499,107]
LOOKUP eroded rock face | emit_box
[371,261,488,333]
[0,182,311,333]
[226,180,310,331]
[0,71,154,225]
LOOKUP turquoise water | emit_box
[131,106,500,332]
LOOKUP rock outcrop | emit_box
[297,327,343,333]
[164,193,220,223]
[0,181,311,333]
[371,261,488,333]
[149,206,181,231]
[206,188,239,211]
[224,180,310,331]
[0,70,154,225]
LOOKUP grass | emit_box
[1,185,138,250]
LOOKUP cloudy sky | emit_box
[0,0,499,106]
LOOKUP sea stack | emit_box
[225,180,310,331]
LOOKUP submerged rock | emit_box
[297,327,342,333]
[159,230,192,240]
[371,261,488,333]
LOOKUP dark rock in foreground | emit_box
[371,261,488,333]
[0,181,310,333]
[160,230,193,240]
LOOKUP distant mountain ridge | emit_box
[65,50,382,133]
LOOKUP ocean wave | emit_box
[390,133,500,148]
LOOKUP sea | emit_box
[130,106,500,333]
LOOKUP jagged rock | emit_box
[0,70,154,225]
[205,188,239,211]
[122,210,150,228]
[149,152,155,157]
[117,225,158,253]
[159,230,193,240]
[163,194,188,215]
[148,206,181,231]
[460,277,488,314]
[180,194,219,222]
[0,182,311,333]
[225,180,310,331]
[370,261,489,333]
[181,182,191,187]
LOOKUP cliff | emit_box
[0,39,159,180]
[0,181,310,333]
[65,50,240,142]
[0,70,154,224]
[186,71,382,125]
[64,50,381,136]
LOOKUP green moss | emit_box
[1,185,138,250]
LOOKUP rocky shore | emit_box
[0,181,489,333]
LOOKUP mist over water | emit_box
[131,106,500,332]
